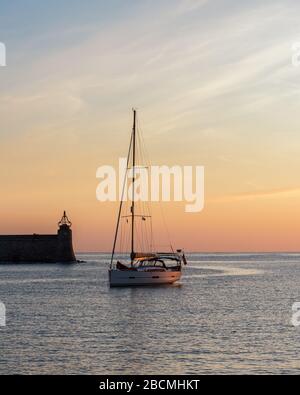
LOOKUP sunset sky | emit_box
[1,0,300,251]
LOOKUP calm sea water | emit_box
[0,253,300,374]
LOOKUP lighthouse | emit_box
[57,211,76,263]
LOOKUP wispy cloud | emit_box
[210,187,300,203]
[1,1,300,250]
[175,0,209,14]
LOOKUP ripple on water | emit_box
[0,253,299,374]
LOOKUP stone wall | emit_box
[0,225,76,263]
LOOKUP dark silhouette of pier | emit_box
[0,211,76,263]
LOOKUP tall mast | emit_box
[131,109,136,264]
[110,133,133,268]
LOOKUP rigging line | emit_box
[137,121,153,251]
[126,223,130,256]
[137,123,150,252]
[143,213,150,253]
[120,216,129,254]
[110,131,133,268]
[140,222,144,254]
[139,119,173,252]
[143,217,148,253]
[131,109,137,264]
[120,200,130,253]
[139,124,153,214]
[158,189,174,253]
[123,216,130,256]
[150,217,154,252]
[134,220,143,255]
[125,180,132,255]
[138,121,151,174]
[119,216,123,253]
[137,123,151,223]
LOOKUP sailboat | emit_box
[109,109,187,287]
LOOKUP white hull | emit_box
[109,269,181,287]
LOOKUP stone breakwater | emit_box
[0,212,76,263]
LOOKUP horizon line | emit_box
[75,251,300,254]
